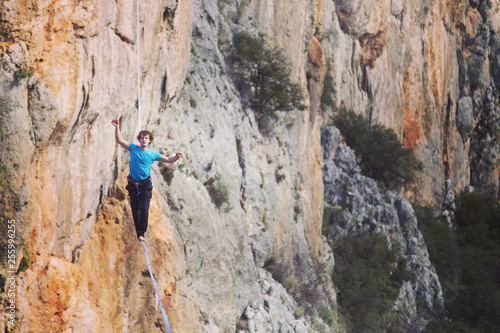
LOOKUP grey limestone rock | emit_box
[321,126,444,332]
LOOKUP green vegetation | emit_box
[466,56,484,92]
[332,232,415,333]
[319,305,336,326]
[204,174,231,211]
[423,320,474,333]
[232,31,303,116]
[320,60,336,111]
[230,0,249,23]
[235,315,249,331]
[15,66,33,80]
[414,205,459,287]
[293,303,305,319]
[417,191,500,333]
[18,246,32,273]
[263,255,337,327]
[333,109,422,190]
[322,204,344,236]
[160,165,176,185]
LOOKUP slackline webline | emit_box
[141,240,172,333]
[136,0,172,331]
[136,0,142,132]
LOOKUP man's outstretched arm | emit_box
[159,151,182,163]
[111,118,130,149]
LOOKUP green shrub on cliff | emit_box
[414,205,460,287]
[333,109,422,191]
[232,31,303,116]
[450,191,500,332]
[17,246,32,273]
[418,191,500,332]
[15,66,33,80]
[320,60,336,111]
[203,174,231,212]
[332,232,414,333]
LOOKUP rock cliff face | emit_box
[0,0,498,332]
[321,126,443,332]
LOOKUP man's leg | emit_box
[126,184,141,237]
[136,182,153,239]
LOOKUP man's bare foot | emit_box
[138,236,145,242]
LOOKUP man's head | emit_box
[137,130,154,148]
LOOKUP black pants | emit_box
[126,176,153,238]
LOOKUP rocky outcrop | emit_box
[321,126,444,331]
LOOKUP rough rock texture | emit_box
[321,126,444,332]
[0,0,499,332]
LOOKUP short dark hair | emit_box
[137,130,154,142]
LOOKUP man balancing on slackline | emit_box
[112,118,182,242]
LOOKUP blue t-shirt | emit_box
[128,143,162,181]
